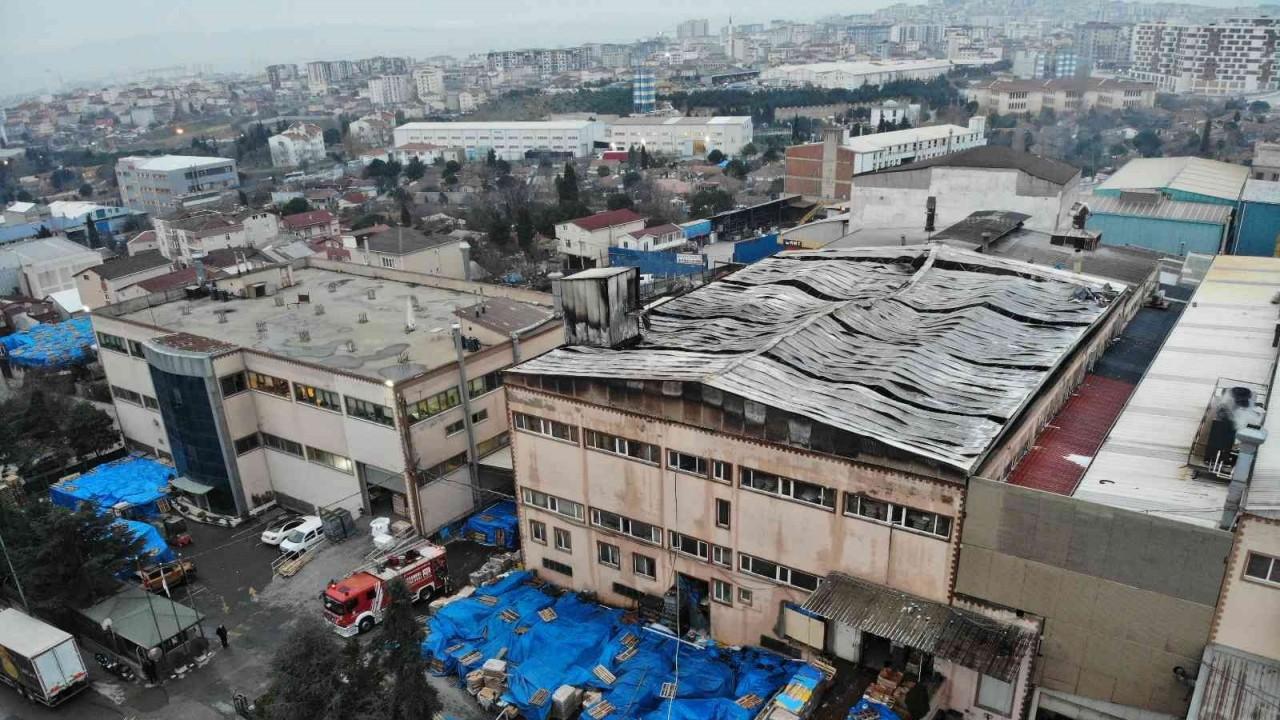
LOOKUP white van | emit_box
[278,516,325,555]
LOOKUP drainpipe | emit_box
[452,323,481,510]
[509,317,555,365]
[1221,426,1266,530]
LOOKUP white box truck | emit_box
[0,608,89,706]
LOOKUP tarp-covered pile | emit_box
[423,571,803,720]
[460,501,519,548]
[50,455,174,518]
[0,317,96,368]
[118,518,177,564]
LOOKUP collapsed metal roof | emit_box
[516,245,1124,473]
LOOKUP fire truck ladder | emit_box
[272,539,327,578]
[360,535,424,567]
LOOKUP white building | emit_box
[268,123,327,168]
[869,101,921,128]
[347,111,397,147]
[368,75,415,107]
[846,117,987,174]
[617,223,685,252]
[606,116,753,158]
[554,209,646,269]
[759,59,952,90]
[153,210,249,263]
[115,155,240,218]
[1130,18,1280,95]
[393,121,602,162]
[0,236,102,298]
[412,66,445,99]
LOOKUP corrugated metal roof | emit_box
[800,573,1037,682]
[1242,178,1280,204]
[515,245,1124,474]
[1187,643,1280,720]
[1247,347,1280,519]
[1097,157,1249,202]
[1087,193,1233,224]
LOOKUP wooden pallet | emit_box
[476,595,499,606]
[614,646,637,663]
[660,682,678,699]
[530,688,550,706]
[735,693,763,709]
[586,700,615,719]
[537,607,558,622]
[592,665,616,685]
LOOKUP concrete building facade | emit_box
[606,116,753,158]
[268,123,327,168]
[393,121,601,162]
[368,75,415,107]
[554,209,645,269]
[115,155,240,218]
[965,78,1157,116]
[1129,17,1280,95]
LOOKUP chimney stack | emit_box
[460,241,472,281]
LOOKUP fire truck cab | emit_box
[322,542,448,636]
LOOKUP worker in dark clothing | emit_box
[215,624,229,649]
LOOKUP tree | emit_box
[706,149,725,163]
[488,216,511,247]
[622,171,642,190]
[84,219,101,248]
[0,502,146,617]
[741,142,758,158]
[724,159,749,180]
[351,213,388,230]
[65,402,117,461]
[50,167,77,192]
[256,621,344,720]
[399,203,412,227]
[688,188,735,219]
[364,159,388,178]
[597,165,611,177]
[322,127,341,145]
[379,580,440,720]
[495,159,511,175]
[238,189,250,207]
[443,160,461,176]
[77,183,93,198]
[515,206,535,252]
[486,149,497,166]
[404,157,426,182]
[1249,100,1271,115]
[640,146,650,169]
[281,197,310,215]
[1132,129,1163,158]
[35,225,52,238]
[605,193,634,210]
[556,163,581,208]
[1199,116,1212,157]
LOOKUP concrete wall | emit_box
[956,478,1232,716]
[1210,514,1280,659]
[850,167,1071,232]
[1235,200,1280,257]
[1087,214,1225,256]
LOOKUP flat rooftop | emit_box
[111,266,553,382]
[120,155,235,172]
[1073,254,1280,527]
[515,245,1126,474]
[395,121,596,132]
[846,123,976,152]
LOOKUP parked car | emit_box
[261,514,311,546]
[135,559,197,592]
[278,516,326,555]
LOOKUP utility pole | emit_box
[0,525,29,613]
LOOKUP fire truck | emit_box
[322,541,449,636]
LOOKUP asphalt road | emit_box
[0,511,495,720]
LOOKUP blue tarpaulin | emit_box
[731,233,781,265]
[0,317,96,368]
[608,247,705,278]
[422,571,804,720]
[460,501,519,548]
[847,698,902,720]
[118,519,176,565]
[50,456,174,518]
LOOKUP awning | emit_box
[1187,643,1280,720]
[170,477,214,495]
[796,573,1037,683]
[478,446,514,471]
[78,586,203,650]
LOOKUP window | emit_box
[98,332,127,353]
[738,587,753,606]
[667,450,708,476]
[234,433,261,455]
[598,541,620,568]
[247,371,290,397]
[143,395,159,410]
[843,493,952,540]
[586,429,660,463]
[513,412,579,443]
[381,256,396,268]
[590,508,662,544]
[111,385,142,405]
[554,527,573,553]
[262,432,304,457]
[712,460,733,483]
[976,674,1014,715]
[219,372,247,396]
[422,451,467,480]
[293,383,341,412]
[306,445,354,474]
[740,468,835,510]
[739,554,821,592]
[521,488,585,521]
[472,408,489,424]
[127,339,146,358]
[445,418,466,436]
[715,498,731,529]
[529,519,547,545]
[633,553,656,579]
[670,531,709,560]
[712,545,732,568]
[406,384,468,423]
[542,557,573,577]
[1245,552,1280,584]
[476,431,509,458]
[712,579,733,605]
[346,397,394,426]
[467,371,503,398]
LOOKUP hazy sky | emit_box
[0,0,1261,97]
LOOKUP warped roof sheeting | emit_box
[516,246,1123,472]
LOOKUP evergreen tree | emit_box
[85,220,101,248]
[256,622,343,720]
[1198,115,1212,157]
[404,157,426,182]
[556,163,580,207]
[400,203,412,227]
[516,207,535,252]
[378,580,440,720]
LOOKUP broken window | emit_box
[741,468,835,510]
[586,429,659,463]
[667,450,708,476]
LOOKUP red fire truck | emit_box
[322,541,449,636]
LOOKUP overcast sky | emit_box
[0,0,1259,97]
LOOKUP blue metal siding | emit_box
[1235,201,1280,257]
[1087,213,1225,256]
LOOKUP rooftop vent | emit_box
[297,293,310,304]
[345,340,356,352]
[397,350,409,363]
[215,309,229,324]
[274,295,285,307]
[256,320,267,333]
[327,282,338,293]
[410,295,420,310]
[181,304,192,316]
[367,288,377,300]
[357,311,368,324]
[314,304,325,316]
[298,328,311,343]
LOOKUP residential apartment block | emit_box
[367,74,415,107]
[486,47,588,74]
[965,77,1156,116]
[268,123,326,168]
[1129,17,1280,95]
[392,121,601,162]
[554,209,645,270]
[91,259,561,535]
[505,250,1138,719]
[115,155,239,217]
[606,116,753,158]
[412,66,445,99]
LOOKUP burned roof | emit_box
[931,211,1030,245]
[89,250,170,281]
[513,245,1125,473]
[867,146,1080,186]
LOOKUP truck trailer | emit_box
[0,608,89,706]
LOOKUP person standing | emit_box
[215,624,229,649]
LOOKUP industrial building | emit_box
[965,77,1157,116]
[1235,179,1280,256]
[1084,191,1233,256]
[506,248,1139,718]
[759,59,953,89]
[91,258,561,535]
[115,155,240,218]
[392,121,602,161]
[606,116,753,158]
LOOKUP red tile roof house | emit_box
[280,209,339,242]
[618,223,686,252]
[553,209,646,270]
